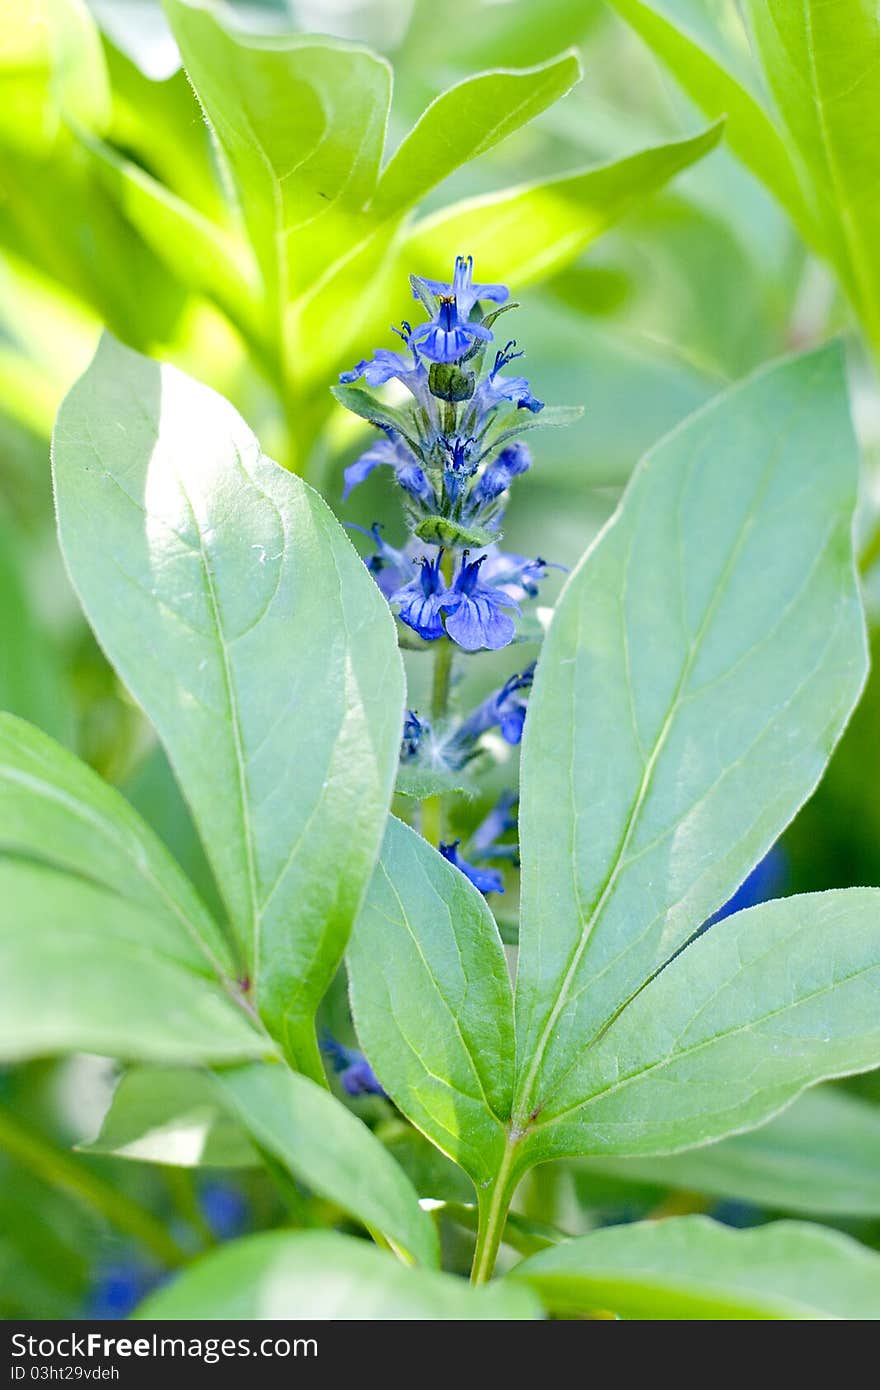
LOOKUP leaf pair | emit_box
[349,343,880,1208]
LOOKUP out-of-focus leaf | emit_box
[53,335,405,1078]
[163,0,392,317]
[605,0,814,237]
[80,1066,258,1168]
[744,0,880,355]
[372,52,582,216]
[579,1086,880,1216]
[135,1230,541,1319]
[0,528,71,743]
[512,1216,880,1319]
[404,122,724,287]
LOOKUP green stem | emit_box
[431,635,454,723]
[421,633,455,846]
[0,1104,186,1268]
[470,1137,522,1284]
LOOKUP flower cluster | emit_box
[335,255,565,653]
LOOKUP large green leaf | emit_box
[217,1062,438,1268]
[579,1086,880,1216]
[605,0,815,238]
[403,122,724,287]
[0,859,266,1064]
[512,345,866,1140]
[0,714,232,975]
[136,1230,540,1320]
[511,1216,880,1319]
[744,0,880,353]
[522,889,880,1160]
[52,335,405,1078]
[347,816,515,1189]
[372,52,582,216]
[163,0,392,318]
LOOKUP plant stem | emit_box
[421,635,455,846]
[470,1137,522,1284]
[431,635,454,723]
[0,1103,187,1268]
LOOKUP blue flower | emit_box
[469,442,532,512]
[391,553,450,641]
[342,433,433,505]
[322,1035,385,1097]
[339,338,430,409]
[469,791,519,860]
[444,553,520,652]
[469,343,544,419]
[458,664,535,748]
[86,1259,161,1319]
[347,523,413,599]
[442,435,478,505]
[439,839,505,895]
[410,296,492,363]
[480,549,564,602]
[401,709,425,760]
[409,255,508,364]
[705,846,788,928]
[200,1183,249,1240]
[413,254,509,320]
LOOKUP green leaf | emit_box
[76,126,263,344]
[330,384,421,452]
[524,888,880,1160]
[744,0,880,354]
[0,714,231,973]
[217,1062,439,1268]
[135,1230,540,1320]
[395,763,476,801]
[372,51,582,216]
[53,335,405,1078]
[347,816,515,1188]
[579,1086,880,1217]
[163,0,391,311]
[404,122,724,287]
[512,1215,880,1319]
[0,859,266,1065]
[80,1067,258,1168]
[413,516,499,550]
[513,344,866,1145]
[605,0,815,239]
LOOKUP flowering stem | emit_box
[430,636,455,723]
[421,634,455,846]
